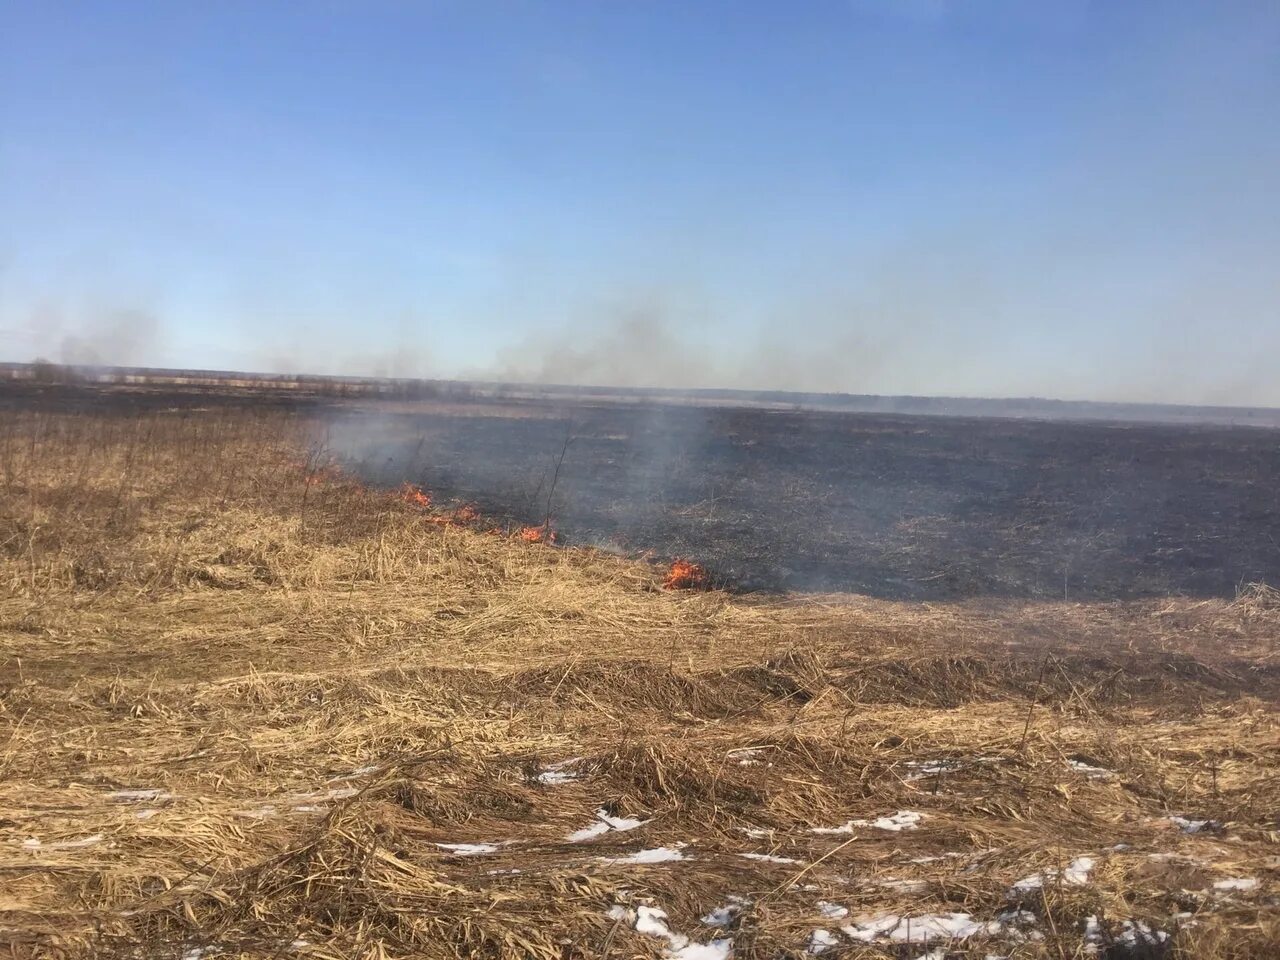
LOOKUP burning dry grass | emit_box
[0,407,1277,959]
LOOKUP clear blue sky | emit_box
[2,1,1277,403]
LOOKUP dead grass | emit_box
[0,406,1276,959]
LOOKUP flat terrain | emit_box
[331,399,1280,599]
[1,391,1277,959]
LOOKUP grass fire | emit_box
[0,379,1275,960]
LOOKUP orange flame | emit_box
[519,524,557,544]
[398,483,432,509]
[663,559,709,590]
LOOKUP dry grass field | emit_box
[1,405,1277,959]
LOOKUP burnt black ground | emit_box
[327,398,1280,600]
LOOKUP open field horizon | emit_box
[5,363,1280,429]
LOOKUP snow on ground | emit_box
[1083,916,1169,953]
[842,912,996,943]
[534,758,584,785]
[21,834,103,850]
[1166,815,1220,833]
[610,904,732,959]
[812,810,923,834]
[434,842,500,856]
[1067,760,1114,779]
[567,807,649,842]
[807,929,840,954]
[600,845,687,865]
[739,851,802,865]
[1212,877,1258,892]
[1011,856,1095,893]
[701,897,748,927]
[817,901,849,919]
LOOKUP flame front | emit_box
[663,559,708,590]
[398,483,432,508]
[519,524,557,544]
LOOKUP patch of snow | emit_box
[21,834,103,850]
[701,898,747,927]
[1067,760,1114,779]
[601,846,687,865]
[905,759,964,779]
[739,851,801,865]
[808,929,839,954]
[1011,856,1095,893]
[108,788,172,802]
[842,913,996,943]
[813,810,923,834]
[610,903,732,959]
[1212,877,1258,892]
[435,842,500,856]
[567,821,612,842]
[1166,815,1219,833]
[135,808,159,820]
[567,807,650,842]
[737,825,772,839]
[535,757,584,785]
[817,901,848,919]
[240,805,277,819]
[1083,916,1169,954]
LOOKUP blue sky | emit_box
[1,1,1277,403]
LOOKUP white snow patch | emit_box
[813,810,923,834]
[905,759,964,779]
[1212,877,1258,892]
[567,807,650,842]
[1011,856,1094,893]
[435,842,500,856]
[739,851,801,865]
[808,929,839,954]
[1083,916,1169,953]
[817,901,848,919]
[701,897,747,927]
[135,808,159,820]
[1067,760,1114,779]
[535,757,584,785]
[601,846,687,865]
[842,912,995,943]
[1166,815,1219,833]
[610,904,732,959]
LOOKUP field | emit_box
[1,384,1278,959]
[330,398,1280,599]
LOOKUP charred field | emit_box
[328,396,1280,600]
[1,381,1278,960]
